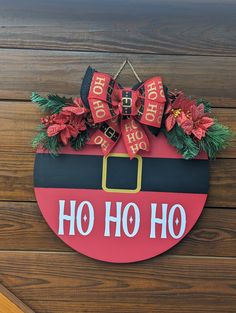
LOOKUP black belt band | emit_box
[34,153,208,194]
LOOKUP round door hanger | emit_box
[34,133,208,263]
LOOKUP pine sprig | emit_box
[199,121,233,159]
[70,130,89,150]
[196,98,212,113]
[31,92,70,114]
[163,119,233,160]
[31,88,233,159]
[32,127,61,156]
[163,125,200,159]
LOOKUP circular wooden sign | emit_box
[34,133,208,263]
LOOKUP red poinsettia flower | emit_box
[180,103,214,140]
[53,111,70,123]
[69,114,87,136]
[46,98,88,145]
[165,93,193,131]
[41,111,70,127]
[62,97,88,115]
[47,123,77,145]
[165,93,214,140]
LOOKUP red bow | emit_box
[84,71,166,158]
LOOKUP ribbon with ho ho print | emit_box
[80,63,166,158]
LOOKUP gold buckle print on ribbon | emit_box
[104,126,116,139]
[102,153,143,193]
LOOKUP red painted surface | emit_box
[34,133,208,263]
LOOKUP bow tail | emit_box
[87,119,121,156]
[121,117,150,159]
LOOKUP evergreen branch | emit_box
[163,125,199,159]
[189,96,212,113]
[163,119,234,160]
[70,130,89,150]
[31,92,70,114]
[32,130,48,149]
[196,98,212,113]
[199,120,234,159]
[32,127,61,156]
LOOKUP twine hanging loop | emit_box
[113,59,142,82]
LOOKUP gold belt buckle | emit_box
[102,153,142,193]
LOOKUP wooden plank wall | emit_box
[0,284,34,313]
[0,0,236,312]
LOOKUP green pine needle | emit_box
[32,127,60,156]
[163,96,233,159]
[163,125,200,159]
[163,119,233,160]
[31,92,89,156]
[31,92,69,114]
[199,121,233,159]
[70,130,89,150]
[196,98,212,113]
[32,130,48,149]
[31,91,233,159]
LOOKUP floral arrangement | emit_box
[32,95,89,152]
[32,65,232,159]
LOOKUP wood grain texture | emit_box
[0,0,236,56]
[0,49,236,107]
[0,293,25,313]
[0,201,236,257]
[0,252,236,313]
[0,283,34,313]
[0,1,236,312]
[0,101,235,157]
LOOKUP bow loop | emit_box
[87,71,119,124]
[81,66,166,158]
[135,77,166,128]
